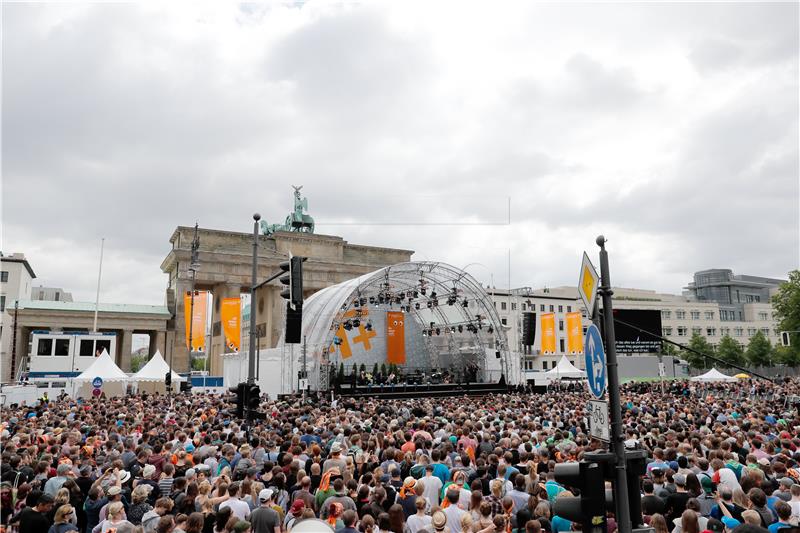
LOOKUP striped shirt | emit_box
[158,477,174,496]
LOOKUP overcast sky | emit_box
[3,2,798,305]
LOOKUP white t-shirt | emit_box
[423,475,443,506]
[220,497,251,521]
[407,514,432,533]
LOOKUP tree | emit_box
[745,331,773,367]
[371,363,378,377]
[191,357,208,371]
[130,354,148,373]
[661,342,678,356]
[772,269,800,363]
[682,333,715,369]
[716,335,745,367]
[338,362,345,383]
[774,345,800,367]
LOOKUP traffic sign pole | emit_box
[596,236,631,533]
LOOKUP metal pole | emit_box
[10,301,18,382]
[93,238,105,333]
[188,223,200,370]
[596,235,631,533]
[248,214,261,384]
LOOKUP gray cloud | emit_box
[2,2,797,304]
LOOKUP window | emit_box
[493,302,496,308]
[706,328,716,337]
[559,339,565,352]
[558,320,564,331]
[661,310,671,319]
[691,311,700,320]
[511,303,517,311]
[0,295,5,312]
[676,310,686,319]
[549,305,554,312]
[677,327,687,337]
[758,312,768,321]
[720,310,728,321]
[705,312,714,320]
[721,327,730,336]
[55,292,60,301]
[0,271,8,282]
[501,302,506,310]
[567,306,572,312]
[692,327,702,335]
[558,305,563,313]
[540,304,545,312]
[80,339,95,356]
[96,339,111,355]
[663,327,673,336]
[54,339,70,356]
[39,291,45,300]
[761,327,770,336]
[37,338,53,356]
[734,328,743,337]
[747,328,757,336]
[739,311,744,320]
[521,303,526,311]
[542,361,549,370]
[501,318,507,325]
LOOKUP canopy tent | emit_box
[734,373,750,379]
[690,368,736,382]
[545,355,584,379]
[72,349,128,397]
[130,351,185,382]
[130,351,185,394]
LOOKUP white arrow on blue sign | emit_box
[584,324,606,398]
[92,376,103,389]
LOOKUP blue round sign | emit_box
[584,324,606,398]
[92,376,103,389]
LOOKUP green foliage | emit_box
[130,355,148,373]
[682,333,715,369]
[745,331,773,367]
[661,342,678,356]
[774,345,800,367]
[191,357,208,371]
[359,363,366,374]
[717,335,745,367]
[338,362,345,381]
[772,269,800,363]
[371,363,378,377]
[380,363,387,376]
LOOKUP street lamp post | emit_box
[187,223,200,372]
[248,214,261,384]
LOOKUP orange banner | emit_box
[184,291,207,352]
[221,298,241,352]
[540,312,556,354]
[386,311,406,364]
[566,312,583,354]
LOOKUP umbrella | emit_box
[734,373,750,379]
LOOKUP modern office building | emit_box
[31,286,74,303]
[685,269,785,322]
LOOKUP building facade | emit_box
[1,253,36,381]
[31,286,74,303]
[686,269,784,322]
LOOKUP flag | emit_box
[220,298,241,352]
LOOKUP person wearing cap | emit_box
[665,474,692,524]
[44,463,75,497]
[10,491,54,531]
[697,475,718,516]
[431,510,449,533]
[250,488,280,533]
[135,464,161,505]
[324,442,348,474]
[773,478,794,502]
[283,499,305,530]
[98,485,127,523]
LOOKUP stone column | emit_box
[172,279,191,373]
[118,329,133,371]
[150,331,166,358]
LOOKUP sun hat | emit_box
[432,511,447,530]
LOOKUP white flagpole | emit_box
[93,238,105,333]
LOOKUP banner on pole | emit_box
[566,312,584,354]
[184,291,207,352]
[221,298,241,352]
[540,313,556,354]
[386,311,406,364]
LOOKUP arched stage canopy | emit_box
[276,261,512,392]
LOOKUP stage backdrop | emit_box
[386,311,406,364]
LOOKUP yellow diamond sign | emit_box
[578,252,599,318]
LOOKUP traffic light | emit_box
[165,371,172,389]
[229,382,246,419]
[584,449,648,529]
[279,255,304,344]
[553,461,607,533]
[246,383,261,417]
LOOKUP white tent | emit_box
[130,350,185,383]
[545,355,584,379]
[73,349,128,397]
[690,368,736,382]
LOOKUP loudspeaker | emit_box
[522,313,536,346]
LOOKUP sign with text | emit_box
[611,309,662,353]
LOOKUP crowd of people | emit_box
[1,377,799,533]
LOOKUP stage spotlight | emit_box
[458,325,463,333]
[430,322,435,328]
[450,326,456,333]
[428,329,434,336]
[334,337,342,345]
[420,288,426,295]
[344,321,353,331]
[353,319,360,328]
[415,302,421,310]
[427,301,432,309]
[365,322,373,331]
[431,291,437,299]
[487,326,494,334]
[432,299,439,307]
[353,300,360,307]
[422,330,427,337]
[413,290,419,298]
[361,297,367,306]
[369,297,375,304]
[435,328,441,335]
[462,300,469,308]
